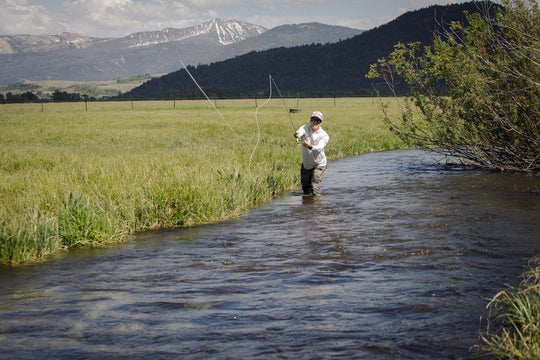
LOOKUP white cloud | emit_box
[61,0,199,36]
[0,0,61,35]
[1,0,218,37]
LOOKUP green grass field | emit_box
[0,97,404,265]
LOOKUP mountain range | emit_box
[126,1,497,98]
[0,19,362,85]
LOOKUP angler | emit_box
[293,111,329,197]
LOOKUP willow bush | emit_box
[367,0,540,172]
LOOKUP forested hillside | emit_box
[125,1,497,98]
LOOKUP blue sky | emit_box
[2,0,483,37]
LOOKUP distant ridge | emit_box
[0,18,266,54]
[0,19,361,84]
[126,1,498,98]
[98,18,267,49]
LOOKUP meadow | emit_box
[0,97,404,265]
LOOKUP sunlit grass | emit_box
[481,262,540,359]
[0,97,403,265]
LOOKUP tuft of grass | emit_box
[481,261,540,359]
[0,98,402,265]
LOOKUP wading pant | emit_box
[301,164,327,195]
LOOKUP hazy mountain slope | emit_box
[224,23,363,53]
[0,19,361,84]
[0,33,96,54]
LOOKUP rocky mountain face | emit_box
[0,19,361,84]
[0,32,95,54]
[0,19,266,55]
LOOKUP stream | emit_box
[1,149,539,359]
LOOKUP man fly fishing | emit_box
[293,111,329,197]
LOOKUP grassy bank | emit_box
[481,260,540,359]
[0,97,403,265]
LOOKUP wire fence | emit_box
[0,96,378,113]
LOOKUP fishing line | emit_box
[178,62,298,179]
[270,75,300,143]
[179,59,247,152]
[248,74,273,177]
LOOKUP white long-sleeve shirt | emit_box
[296,124,329,169]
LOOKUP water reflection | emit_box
[1,150,539,359]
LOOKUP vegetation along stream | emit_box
[1,149,539,359]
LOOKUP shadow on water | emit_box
[1,149,539,359]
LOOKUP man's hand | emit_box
[302,140,312,149]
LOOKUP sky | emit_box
[1,0,477,38]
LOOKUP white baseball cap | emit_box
[311,111,323,122]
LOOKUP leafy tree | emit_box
[4,91,38,102]
[367,0,540,172]
[52,90,82,102]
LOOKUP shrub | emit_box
[368,0,540,172]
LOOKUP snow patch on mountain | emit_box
[124,18,266,48]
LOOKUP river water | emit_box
[1,150,539,359]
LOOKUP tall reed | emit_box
[0,98,403,265]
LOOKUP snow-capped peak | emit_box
[195,18,267,45]
[121,18,267,48]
